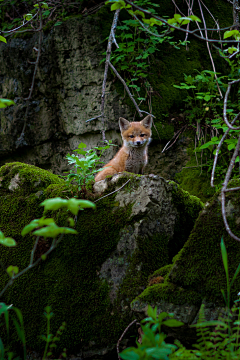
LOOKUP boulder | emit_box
[0,163,203,357]
[131,179,240,346]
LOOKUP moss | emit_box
[175,140,216,202]
[134,282,202,307]
[167,181,204,259]
[0,163,137,354]
[116,232,170,311]
[133,179,240,308]
[152,123,174,141]
[149,264,173,281]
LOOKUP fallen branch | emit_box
[94,179,131,203]
[117,319,138,360]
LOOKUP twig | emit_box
[221,134,240,242]
[161,125,187,153]
[197,0,223,98]
[124,0,237,44]
[223,80,240,130]
[94,179,130,203]
[108,61,142,118]
[1,12,39,34]
[16,2,43,148]
[101,9,121,142]
[111,29,119,48]
[139,110,155,118]
[117,319,137,360]
[30,236,40,265]
[86,114,103,123]
[225,186,240,192]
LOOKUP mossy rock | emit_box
[131,179,240,324]
[0,163,203,356]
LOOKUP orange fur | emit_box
[95,115,152,182]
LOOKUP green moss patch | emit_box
[133,180,240,308]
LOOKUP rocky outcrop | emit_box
[130,179,240,346]
[0,162,203,358]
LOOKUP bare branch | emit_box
[2,11,39,34]
[16,2,43,148]
[94,179,131,203]
[86,114,103,123]
[223,80,240,130]
[117,319,137,359]
[221,134,240,242]
[124,0,237,44]
[162,125,187,153]
[100,9,121,142]
[108,61,142,117]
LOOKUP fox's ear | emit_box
[119,117,131,131]
[140,115,152,129]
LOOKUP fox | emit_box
[95,114,152,182]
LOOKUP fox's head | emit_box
[119,115,152,148]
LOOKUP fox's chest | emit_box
[125,147,147,174]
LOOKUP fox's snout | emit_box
[127,137,148,147]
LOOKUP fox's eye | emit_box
[129,135,134,138]
[140,134,145,137]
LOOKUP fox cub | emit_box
[95,115,152,182]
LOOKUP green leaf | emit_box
[162,319,184,327]
[54,21,63,27]
[189,15,201,22]
[120,350,140,360]
[21,219,40,236]
[68,217,75,227]
[221,237,229,283]
[40,197,68,211]
[204,94,211,101]
[0,98,15,108]
[23,13,33,21]
[192,320,228,328]
[7,265,19,277]
[227,46,238,54]
[179,17,191,25]
[0,302,10,316]
[78,142,87,149]
[224,30,240,39]
[40,2,49,9]
[111,2,122,10]
[0,237,16,247]
[66,198,95,215]
[228,143,236,151]
[230,262,240,287]
[0,35,7,43]
[174,14,181,21]
[33,223,77,238]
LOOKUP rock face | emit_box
[0,163,203,358]
[0,16,131,174]
[130,179,240,346]
[0,14,193,184]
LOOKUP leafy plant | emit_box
[120,306,184,359]
[64,141,116,192]
[105,0,191,103]
[41,306,67,360]
[173,70,226,125]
